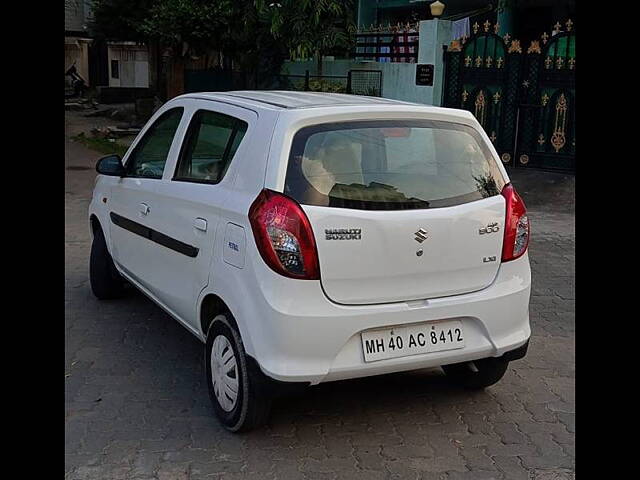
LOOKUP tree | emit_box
[138,0,288,91]
[258,0,355,76]
[92,0,238,98]
[90,0,155,42]
[89,0,355,96]
[138,0,234,58]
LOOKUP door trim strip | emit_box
[110,212,199,258]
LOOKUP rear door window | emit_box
[284,120,506,210]
[173,110,248,184]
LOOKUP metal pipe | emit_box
[512,106,520,168]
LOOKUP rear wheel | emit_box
[442,357,509,390]
[89,226,126,299]
[205,314,272,432]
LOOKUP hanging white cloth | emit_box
[452,17,470,40]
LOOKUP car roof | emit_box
[177,90,477,127]
[182,90,421,110]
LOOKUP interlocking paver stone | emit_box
[65,112,574,479]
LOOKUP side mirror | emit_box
[96,154,125,176]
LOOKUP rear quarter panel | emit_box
[197,106,281,351]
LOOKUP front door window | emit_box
[125,107,184,179]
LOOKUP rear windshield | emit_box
[284,120,506,210]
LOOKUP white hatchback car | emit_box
[89,91,531,431]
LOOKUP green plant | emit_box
[258,0,355,76]
[71,133,129,158]
[307,78,346,93]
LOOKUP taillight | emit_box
[501,183,530,262]
[249,189,320,280]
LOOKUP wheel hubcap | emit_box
[210,335,239,412]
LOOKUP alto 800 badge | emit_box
[479,222,500,235]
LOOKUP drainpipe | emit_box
[497,0,517,37]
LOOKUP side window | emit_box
[174,110,248,184]
[125,108,184,179]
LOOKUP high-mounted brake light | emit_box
[249,189,320,280]
[501,183,530,262]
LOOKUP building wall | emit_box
[107,44,150,88]
[65,0,93,88]
[65,37,91,86]
[357,0,378,29]
[357,0,495,29]
[282,59,429,104]
[282,19,453,106]
[65,0,92,33]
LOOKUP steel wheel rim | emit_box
[210,335,239,412]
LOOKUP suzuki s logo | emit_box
[414,228,428,243]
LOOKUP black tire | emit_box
[205,314,273,432]
[442,357,509,390]
[89,226,126,300]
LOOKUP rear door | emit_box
[282,119,507,305]
[149,102,254,326]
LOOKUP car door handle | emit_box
[194,218,207,232]
[140,203,150,215]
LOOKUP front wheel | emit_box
[442,357,509,390]
[89,226,125,300]
[205,314,272,432]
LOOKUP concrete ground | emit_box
[65,112,574,480]
[507,167,575,216]
[65,108,140,154]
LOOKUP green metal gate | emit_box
[443,20,575,173]
[516,24,575,171]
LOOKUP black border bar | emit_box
[110,212,199,258]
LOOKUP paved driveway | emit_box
[65,123,574,480]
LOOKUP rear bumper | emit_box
[243,252,531,385]
[501,339,529,362]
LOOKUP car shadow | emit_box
[74,286,495,439]
[266,369,482,429]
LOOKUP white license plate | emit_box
[361,320,465,363]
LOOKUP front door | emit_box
[109,106,186,294]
